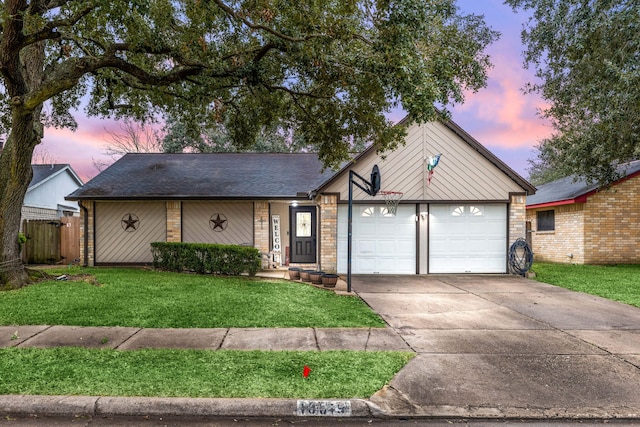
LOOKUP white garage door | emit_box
[337,205,416,274]
[429,204,507,273]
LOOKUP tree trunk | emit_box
[0,38,45,289]
[0,112,40,289]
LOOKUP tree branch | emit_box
[22,47,210,110]
[212,0,325,43]
[262,83,331,100]
[20,4,96,48]
[0,0,29,94]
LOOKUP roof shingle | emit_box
[66,153,336,200]
[526,160,640,206]
[30,164,70,189]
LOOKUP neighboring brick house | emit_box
[66,117,535,274]
[526,160,640,264]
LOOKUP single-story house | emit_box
[66,117,535,274]
[526,160,640,264]
[23,164,83,223]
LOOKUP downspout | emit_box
[78,200,89,267]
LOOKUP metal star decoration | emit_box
[209,213,227,231]
[121,213,139,232]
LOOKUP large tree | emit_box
[0,0,497,287]
[506,0,640,184]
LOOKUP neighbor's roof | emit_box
[526,160,640,208]
[29,164,83,190]
[66,153,336,200]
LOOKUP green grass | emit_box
[0,347,413,398]
[532,263,640,308]
[0,267,384,328]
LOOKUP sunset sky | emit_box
[37,0,552,183]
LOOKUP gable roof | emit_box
[526,160,640,208]
[29,164,83,191]
[66,153,336,200]
[314,115,536,195]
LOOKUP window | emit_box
[469,206,484,216]
[360,207,375,217]
[537,210,555,231]
[451,206,465,216]
[296,212,312,237]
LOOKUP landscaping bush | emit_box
[151,242,260,276]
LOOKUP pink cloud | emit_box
[39,113,128,181]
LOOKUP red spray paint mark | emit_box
[303,365,311,378]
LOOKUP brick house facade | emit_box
[526,161,640,264]
[68,118,534,274]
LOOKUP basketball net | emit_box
[380,191,403,216]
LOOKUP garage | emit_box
[337,204,416,274]
[429,204,507,273]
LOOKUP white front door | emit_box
[429,204,507,273]
[337,204,416,274]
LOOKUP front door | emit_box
[290,206,316,263]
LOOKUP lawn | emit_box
[0,267,412,399]
[532,262,640,308]
[0,267,385,328]
[0,348,413,398]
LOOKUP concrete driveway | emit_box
[353,274,640,419]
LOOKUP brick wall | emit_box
[79,201,95,266]
[509,194,527,246]
[166,201,181,242]
[318,194,338,273]
[527,175,640,265]
[584,176,640,264]
[254,201,270,253]
[526,203,585,264]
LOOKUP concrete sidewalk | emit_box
[0,325,409,352]
[2,273,640,421]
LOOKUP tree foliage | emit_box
[160,116,316,154]
[526,137,567,185]
[0,0,497,286]
[506,0,640,184]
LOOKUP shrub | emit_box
[151,242,260,276]
[17,232,27,251]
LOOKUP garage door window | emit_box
[470,206,483,216]
[361,207,375,217]
[451,205,484,216]
[360,206,394,217]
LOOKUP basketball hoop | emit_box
[380,191,403,216]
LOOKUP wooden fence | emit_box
[22,217,81,265]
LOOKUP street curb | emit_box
[2,395,640,421]
[0,395,373,419]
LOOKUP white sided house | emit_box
[67,117,535,274]
[23,164,83,222]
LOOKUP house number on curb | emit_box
[296,400,351,417]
